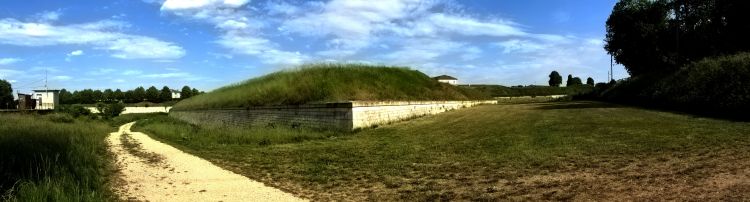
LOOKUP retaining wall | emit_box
[87,106,172,114]
[169,100,496,131]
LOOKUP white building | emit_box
[433,75,458,85]
[171,89,181,99]
[31,89,60,110]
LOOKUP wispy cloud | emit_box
[0,58,22,65]
[0,19,185,60]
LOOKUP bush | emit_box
[47,113,75,123]
[96,102,126,118]
[59,105,91,118]
[598,52,750,119]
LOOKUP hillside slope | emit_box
[173,64,489,110]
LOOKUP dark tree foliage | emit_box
[606,0,750,76]
[159,86,172,102]
[0,79,12,109]
[180,86,192,99]
[566,74,574,86]
[191,88,200,96]
[133,86,146,102]
[59,89,73,104]
[103,89,114,102]
[572,77,583,86]
[145,86,159,102]
[586,77,595,86]
[548,71,563,87]
[113,89,124,101]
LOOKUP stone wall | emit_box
[169,100,496,131]
[495,95,567,103]
[169,103,353,130]
[87,106,172,114]
[351,100,497,129]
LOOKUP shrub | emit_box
[96,102,126,118]
[598,52,750,118]
[59,105,91,118]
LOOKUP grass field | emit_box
[172,63,489,110]
[0,114,116,201]
[134,101,750,201]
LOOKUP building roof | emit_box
[171,89,181,93]
[433,75,457,80]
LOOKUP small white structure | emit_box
[434,75,458,85]
[171,90,181,99]
[31,89,60,110]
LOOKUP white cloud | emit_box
[0,19,185,60]
[52,75,72,81]
[122,70,143,75]
[68,50,84,56]
[161,0,249,10]
[0,69,22,79]
[34,11,61,22]
[87,68,116,76]
[0,58,21,65]
[495,40,546,54]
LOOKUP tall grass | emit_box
[172,63,490,110]
[0,114,114,201]
[133,114,339,148]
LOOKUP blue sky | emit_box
[0,0,626,92]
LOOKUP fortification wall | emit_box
[87,106,172,114]
[169,103,353,130]
[351,100,497,129]
[169,100,496,131]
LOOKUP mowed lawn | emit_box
[134,101,750,201]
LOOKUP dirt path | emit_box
[107,122,306,202]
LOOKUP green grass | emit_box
[0,114,115,201]
[134,101,750,201]
[172,63,490,110]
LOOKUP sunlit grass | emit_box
[0,114,115,201]
[172,63,490,110]
[135,101,750,200]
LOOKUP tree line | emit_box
[60,86,202,104]
[547,71,595,87]
[605,0,750,76]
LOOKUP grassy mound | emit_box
[596,52,750,118]
[173,64,489,110]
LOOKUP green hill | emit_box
[172,64,490,110]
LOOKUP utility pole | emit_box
[609,55,614,81]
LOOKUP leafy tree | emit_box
[145,86,159,102]
[191,88,200,96]
[180,85,193,99]
[93,90,103,103]
[113,89,124,101]
[572,77,583,86]
[548,71,563,87]
[605,0,750,76]
[78,89,95,104]
[586,77,595,86]
[59,89,73,104]
[159,86,172,102]
[566,74,574,86]
[123,90,135,103]
[133,86,146,102]
[103,89,114,102]
[0,79,12,109]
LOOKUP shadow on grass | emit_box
[533,102,622,110]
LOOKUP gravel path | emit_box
[107,122,306,202]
